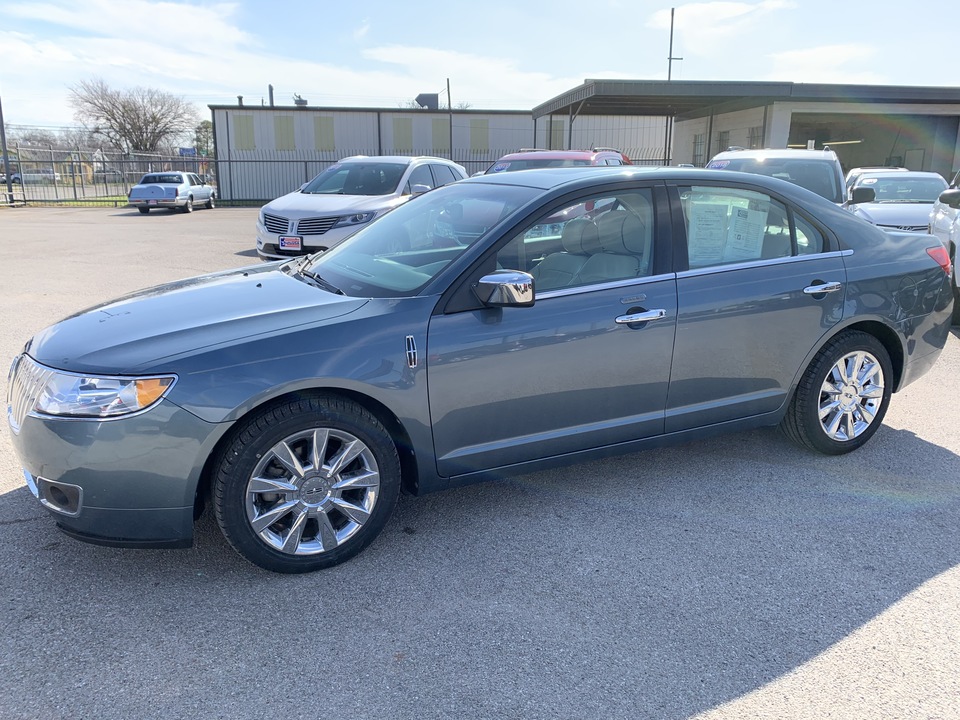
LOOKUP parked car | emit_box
[928,169,960,322]
[707,147,846,204]
[846,170,948,232]
[484,147,632,174]
[94,168,125,182]
[7,167,953,573]
[127,172,216,214]
[256,156,468,260]
[844,165,907,198]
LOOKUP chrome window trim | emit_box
[678,249,853,279]
[537,273,677,300]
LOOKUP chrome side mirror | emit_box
[410,183,432,196]
[474,271,535,308]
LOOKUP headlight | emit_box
[33,367,176,419]
[334,212,376,228]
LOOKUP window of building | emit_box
[393,117,413,153]
[716,130,730,153]
[233,115,255,151]
[432,118,450,153]
[748,126,763,149]
[274,116,295,151]
[692,133,705,166]
[470,118,490,152]
[314,117,335,151]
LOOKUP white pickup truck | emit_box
[928,169,960,323]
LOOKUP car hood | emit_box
[263,191,406,219]
[26,263,367,374]
[852,202,933,227]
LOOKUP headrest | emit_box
[596,211,647,255]
[560,217,599,254]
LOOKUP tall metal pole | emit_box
[665,8,683,164]
[667,8,683,81]
[447,78,453,161]
[0,92,14,204]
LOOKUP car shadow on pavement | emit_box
[1,423,958,718]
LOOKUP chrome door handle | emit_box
[803,281,842,295]
[615,309,667,324]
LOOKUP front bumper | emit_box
[8,397,223,548]
[256,221,357,260]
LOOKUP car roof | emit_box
[338,155,459,165]
[854,170,945,180]
[495,149,623,161]
[710,148,839,161]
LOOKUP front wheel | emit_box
[214,395,401,573]
[781,331,892,455]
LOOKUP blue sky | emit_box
[1,0,958,129]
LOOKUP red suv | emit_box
[484,147,632,174]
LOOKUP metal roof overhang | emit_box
[532,80,960,122]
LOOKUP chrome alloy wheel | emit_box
[244,428,380,555]
[818,350,885,442]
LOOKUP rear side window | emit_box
[679,185,822,268]
[430,164,460,186]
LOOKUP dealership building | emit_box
[210,79,960,201]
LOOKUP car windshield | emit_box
[487,158,592,173]
[142,174,182,184]
[717,158,842,203]
[857,176,948,203]
[301,161,408,196]
[300,181,539,298]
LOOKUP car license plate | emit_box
[148,199,157,205]
[279,236,302,251]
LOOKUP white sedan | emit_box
[128,172,216,214]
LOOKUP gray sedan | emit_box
[7,167,954,573]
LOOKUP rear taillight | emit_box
[927,246,952,276]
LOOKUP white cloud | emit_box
[648,1,796,55]
[764,44,883,84]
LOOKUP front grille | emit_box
[878,224,927,232]
[262,213,290,234]
[7,355,53,434]
[296,216,340,235]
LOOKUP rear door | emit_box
[665,182,845,432]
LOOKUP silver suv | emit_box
[707,148,846,204]
[928,169,960,323]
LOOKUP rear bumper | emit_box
[128,197,184,209]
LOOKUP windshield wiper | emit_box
[296,259,343,294]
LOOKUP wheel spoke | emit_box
[857,402,877,423]
[860,385,884,400]
[844,412,856,440]
[309,429,330,472]
[333,469,380,490]
[331,498,371,525]
[250,500,298,533]
[858,359,881,386]
[316,511,339,551]
[826,409,845,438]
[271,440,305,478]
[248,476,298,495]
[280,507,310,553]
[327,440,366,477]
[819,400,841,420]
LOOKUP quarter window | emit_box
[406,165,435,194]
[496,189,656,292]
[430,164,459,186]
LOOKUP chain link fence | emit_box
[2,144,667,207]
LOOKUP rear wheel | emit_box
[205,193,216,210]
[214,395,401,573]
[138,207,149,215]
[781,331,892,455]
[182,197,193,213]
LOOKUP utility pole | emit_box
[667,7,683,81]
[447,78,453,162]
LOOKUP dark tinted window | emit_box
[431,164,460,186]
[302,161,407,196]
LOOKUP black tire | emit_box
[138,207,149,215]
[214,395,401,573]
[182,197,193,213]
[205,193,216,210]
[781,330,892,455]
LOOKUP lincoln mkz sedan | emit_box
[7,167,953,573]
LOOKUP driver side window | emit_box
[496,189,656,292]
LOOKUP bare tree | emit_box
[193,120,214,157]
[69,78,200,153]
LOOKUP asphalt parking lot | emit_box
[1,206,958,720]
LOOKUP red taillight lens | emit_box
[927,246,952,276]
